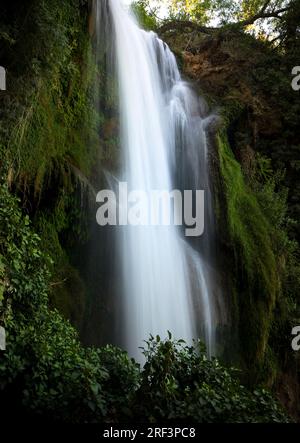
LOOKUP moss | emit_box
[8,42,98,194]
[0,0,103,197]
[218,133,279,299]
[217,132,282,380]
[0,0,104,330]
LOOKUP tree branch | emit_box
[261,0,273,14]
[238,6,291,27]
[158,2,292,35]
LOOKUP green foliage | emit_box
[168,0,213,24]
[218,133,278,299]
[276,0,300,52]
[0,0,106,328]
[0,184,51,317]
[0,186,290,423]
[0,182,139,422]
[218,135,276,372]
[131,1,158,30]
[217,131,300,381]
[0,0,298,424]
[170,0,292,29]
[97,345,140,418]
[0,0,98,192]
[133,335,289,423]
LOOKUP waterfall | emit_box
[95,0,220,361]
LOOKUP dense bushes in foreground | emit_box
[0,184,289,423]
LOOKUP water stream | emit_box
[95,0,219,361]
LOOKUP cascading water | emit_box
[95,0,220,361]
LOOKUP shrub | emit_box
[0,184,290,423]
[133,335,289,423]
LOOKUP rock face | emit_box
[161,25,300,421]
[181,47,284,143]
[163,28,284,136]
[163,24,299,239]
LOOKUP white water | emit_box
[96,0,217,361]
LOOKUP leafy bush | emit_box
[0,178,290,424]
[133,335,289,423]
[0,182,138,423]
